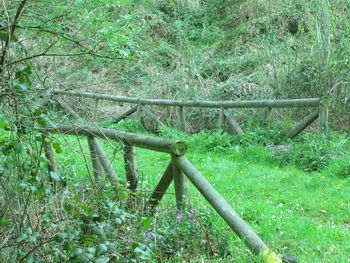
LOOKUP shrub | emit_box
[269,133,349,172]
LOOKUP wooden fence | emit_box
[51,89,327,140]
[42,97,298,263]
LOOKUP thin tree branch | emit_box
[0,0,28,73]
[6,51,92,66]
[17,25,89,50]
[15,25,129,61]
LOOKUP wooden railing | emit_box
[51,89,326,140]
[41,97,298,263]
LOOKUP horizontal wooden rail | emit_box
[51,89,320,108]
[45,125,187,155]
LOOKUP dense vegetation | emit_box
[0,0,349,262]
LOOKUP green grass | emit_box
[50,122,350,263]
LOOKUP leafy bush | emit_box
[269,133,349,172]
[324,156,350,179]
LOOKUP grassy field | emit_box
[50,121,350,263]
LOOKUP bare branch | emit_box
[6,51,92,66]
[0,0,28,73]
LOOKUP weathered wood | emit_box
[87,136,104,183]
[177,106,186,132]
[175,156,269,255]
[43,136,58,191]
[88,137,120,188]
[148,162,173,208]
[319,105,328,131]
[172,154,190,209]
[123,143,138,190]
[136,101,142,120]
[93,99,100,120]
[52,89,321,108]
[223,110,244,135]
[47,125,187,155]
[140,105,165,127]
[218,107,226,129]
[262,107,272,129]
[113,105,138,124]
[56,97,82,121]
[283,110,319,140]
[44,140,57,175]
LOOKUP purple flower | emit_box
[188,212,195,219]
[176,213,184,224]
[176,241,185,246]
[144,233,155,239]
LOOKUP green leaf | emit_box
[28,232,40,244]
[50,172,60,181]
[54,232,68,242]
[0,32,7,42]
[24,227,33,235]
[95,244,108,256]
[52,142,62,153]
[36,116,49,127]
[15,67,32,85]
[67,256,89,263]
[0,220,11,227]
[64,204,73,212]
[33,109,41,117]
[70,248,83,258]
[141,217,152,229]
[19,182,28,189]
[0,31,17,42]
[95,257,110,263]
[16,234,28,242]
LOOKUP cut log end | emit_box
[171,141,187,156]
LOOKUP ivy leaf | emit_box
[54,232,68,242]
[50,171,60,181]
[95,244,108,256]
[141,217,152,229]
[95,257,110,263]
[16,234,28,242]
[36,116,49,127]
[28,232,40,244]
[52,142,62,153]
[33,109,41,117]
[15,67,32,85]
[67,256,89,263]
[24,227,33,235]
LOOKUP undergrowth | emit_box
[1,116,349,262]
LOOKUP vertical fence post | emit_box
[43,135,58,190]
[262,107,272,129]
[223,110,244,135]
[93,99,100,121]
[218,107,226,130]
[88,137,120,190]
[177,106,186,132]
[87,136,104,184]
[136,100,142,120]
[319,103,328,132]
[123,142,138,190]
[171,154,190,209]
